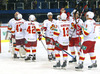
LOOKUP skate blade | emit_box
[69,62,77,64]
[25,60,31,62]
[53,67,61,70]
[25,59,31,62]
[32,60,36,62]
[48,60,52,62]
[88,67,97,70]
[20,56,26,58]
[61,67,66,70]
[13,57,20,59]
[75,68,84,71]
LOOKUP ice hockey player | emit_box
[6,12,20,54]
[69,10,83,63]
[21,15,42,61]
[42,12,57,61]
[66,12,72,22]
[75,11,97,69]
[57,15,61,21]
[11,14,25,58]
[60,8,66,15]
[53,13,71,69]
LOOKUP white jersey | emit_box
[82,19,96,41]
[53,20,71,46]
[8,18,16,32]
[69,18,83,38]
[43,19,57,38]
[21,21,40,42]
[11,19,25,39]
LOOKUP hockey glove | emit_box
[38,34,42,41]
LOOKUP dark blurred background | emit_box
[0,0,100,23]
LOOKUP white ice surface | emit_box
[0,40,100,74]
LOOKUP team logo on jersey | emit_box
[50,24,55,30]
[71,22,75,28]
[71,22,74,26]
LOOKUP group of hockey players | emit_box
[6,8,97,70]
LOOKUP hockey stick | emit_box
[75,5,87,46]
[32,23,47,51]
[40,40,47,51]
[56,44,74,58]
[69,5,87,41]
[43,35,74,58]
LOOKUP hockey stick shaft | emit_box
[56,45,74,58]
[43,35,74,58]
[32,23,47,51]
[69,5,87,41]
[40,40,47,51]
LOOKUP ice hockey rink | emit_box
[0,39,100,74]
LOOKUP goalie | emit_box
[6,12,19,55]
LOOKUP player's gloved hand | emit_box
[51,38,56,45]
[76,30,82,35]
[76,25,82,35]
[38,34,42,41]
[11,35,15,39]
[42,27,47,31]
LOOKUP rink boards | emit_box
[0,24,100,43]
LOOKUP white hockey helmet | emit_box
[14,12,20,17]
[61,13,67,20]
[71,9,79,16]
[57,15,61,19]
[86,11,94,19]
[17,14,22,20]
[47,12,53,16]
[29,15,36,21]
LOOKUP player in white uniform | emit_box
[69,10,83,63]
[42,12,57,61]
[6,12,20,54]
[57,15,61,21]
[53,13,71,69]
[11,14,25,58]
[21,15,42,61]
[75,11,97,69]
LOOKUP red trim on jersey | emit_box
[42,27,47,31]
[90,56,96,60]
[54,32,59,36]
[11,31,15,33]
[15,48,19,51]
[32,50,36,53]
[55,54,60,57]
[63,54,68,57]
[71,51,75,55]
[83,30,89,36]
[26,49,30,52]
[8,27,12,30]
[79,56,85,61]
[47,48,54,51]
[78,52,80,55]
[36,29,40,32]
